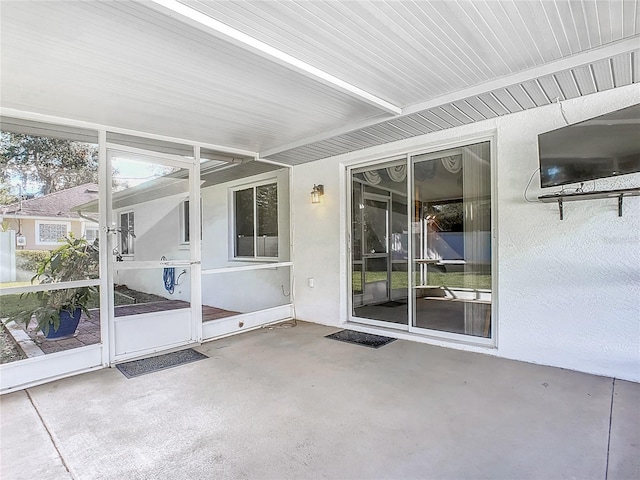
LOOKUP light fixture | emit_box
[311,184,324,204]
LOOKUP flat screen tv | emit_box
[538,104,640,188]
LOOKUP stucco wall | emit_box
[115,167,292,313]
[290,84,640,382]
[199,168,292,313]
[113,194,190,302]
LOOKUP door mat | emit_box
[116,348,208,378]
[378,301,406,307]
[325,330,396,349]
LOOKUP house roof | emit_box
[0,1,638,165]
[1,183,99,220]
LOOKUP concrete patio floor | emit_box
[1,321,638,480]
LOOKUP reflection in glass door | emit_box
[350,160,408,326]
[411,142,492,338]
[363,196,390,306]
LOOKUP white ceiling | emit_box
[1,0,639,165]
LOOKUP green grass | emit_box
[0,289,156,319]
[0,281,33,288]
[426,271,491,290]
[0,293,41,318]
[352,270,491,293]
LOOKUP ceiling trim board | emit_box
[147,0,402,115]
[258,113,393,158]
[255,157,292,168]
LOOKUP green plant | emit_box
[9,235,99,335]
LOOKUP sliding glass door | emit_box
[350,159,409,327]
[349,140,493,342]
[411,142,492,338]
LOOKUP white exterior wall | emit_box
[114,194,191,301]
[291,84,640,382]
[115,168,292,313]
[199,167,291,312]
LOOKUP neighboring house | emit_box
[0,183,99,250]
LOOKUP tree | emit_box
[0,132,98,195]
[0,184,18,206]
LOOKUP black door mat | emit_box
[325,330,396,348]
[116,348,208,378]
[378,301,406,307]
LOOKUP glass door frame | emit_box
[346,134,497,347]
[347,155,410,331]
[105,143,202,364]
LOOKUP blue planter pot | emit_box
[43,308,82,339]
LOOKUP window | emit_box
[36,221,70,245]
[234,182,278,258]
[84,226,99,244]
[119,211,135,255]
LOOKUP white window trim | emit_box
[35,220,71,246]
[230,178,279,261]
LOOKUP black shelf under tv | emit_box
[538,187,640,220]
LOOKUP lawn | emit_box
[353,270,491,292]
[0,287,165,319]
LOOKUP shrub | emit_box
[16,250,51,272]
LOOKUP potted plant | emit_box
[10,234,99,338]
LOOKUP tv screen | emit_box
[538,104,640,188]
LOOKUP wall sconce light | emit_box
[311,184,324,204]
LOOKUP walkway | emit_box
[2,322,638,479]
[26,302,238,355]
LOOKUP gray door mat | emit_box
[325,330,396,348]
[116,348,208,378]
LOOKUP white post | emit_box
[0,230,17,283]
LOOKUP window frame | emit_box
[35,220,71,246]
[84,224,99,244]
[118,210,135,256]
[180,198,203,245]
[231,179,279,261]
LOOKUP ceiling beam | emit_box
[147,0,402,115]
[402,36,640,117]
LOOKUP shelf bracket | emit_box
[618,195,623,217]
[539,187,640,220]
[557,198,564,220]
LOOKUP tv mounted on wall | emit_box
[538,104,640,188]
